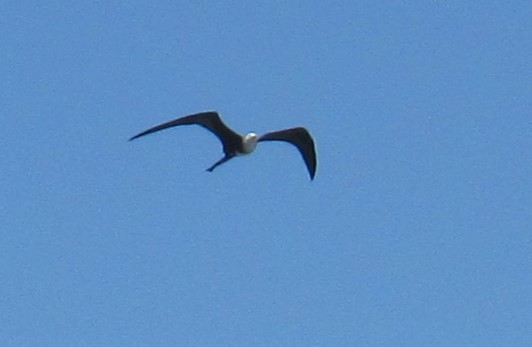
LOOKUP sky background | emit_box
[2,1,531,346]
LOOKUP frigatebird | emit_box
[129,111,317,180]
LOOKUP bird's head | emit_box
[242,132,258,154]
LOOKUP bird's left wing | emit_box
[259,127,317,180]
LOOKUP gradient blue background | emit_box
[2,1,531,346]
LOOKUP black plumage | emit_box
[129,111,317,180]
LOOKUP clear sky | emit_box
[2,1,531,346]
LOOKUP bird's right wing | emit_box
[129,111,242,154]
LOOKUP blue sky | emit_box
[2,1,531,346]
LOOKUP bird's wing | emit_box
[259,127,317,180]
[129,111,242,154]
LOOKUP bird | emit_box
[129,111,317,180]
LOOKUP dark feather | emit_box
[259,127,317,180]
[129,111,242,155]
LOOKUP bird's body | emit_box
[129,111,317,180]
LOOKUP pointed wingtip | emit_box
[128,134,141,141]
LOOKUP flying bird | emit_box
[129,111,317,180]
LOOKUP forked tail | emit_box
[206,155,234,172]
